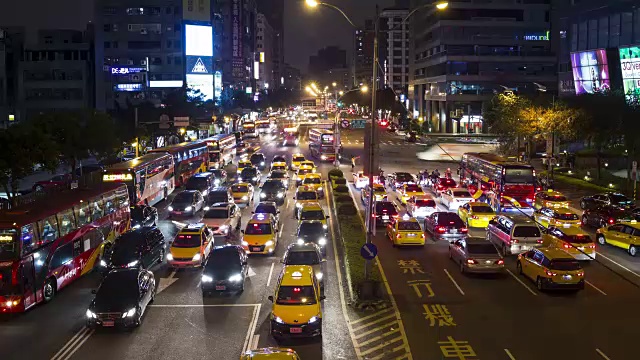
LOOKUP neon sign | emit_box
[110,67,145,75]
[0,235,13,242]
[103,174,133,181]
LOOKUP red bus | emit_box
[0,184,130,313]
[308,128,340,162]
[149,141,208,187]
[205,133,237,169]
[459,152,536,204]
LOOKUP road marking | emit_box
[357,328,400,346]
[349,307,394,325]
[506,269,538,296]
[156,269,177,294]
[150,303,260,307]
[360,336,403,357]
[352,313,397,333]
[443,269,465,296]
[504,348,517,360]
[596,251,640,279]
[50,326,94,360]
[595,348,611,360]
[354,319,398,340]
[241,304,261,356]
[251,334,260,350]
[266,261,275,287]
[586,280,607,295]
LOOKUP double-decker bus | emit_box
[309,128,341,162]
[459,152,536,205]
[148,141,208,187]
[102,153,175,206]
[256,118,274,134]
[205,133,237,169]
[282,126,300,146]
[242,121,258,139]
[0,184,130,312]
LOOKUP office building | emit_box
[257,0,284,89]
[355,20,375,86]
[282,62,301,90]
[256,13,275,90]
[380,6,410,103]
[218,0,257,91]
[409,0,556,134]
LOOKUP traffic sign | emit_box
[360,243,378,260]
[341,120,350,129]
[351,119,366,129]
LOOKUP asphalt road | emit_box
[344,129,640,360]
[0,133,357,360]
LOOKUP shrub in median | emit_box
[335,194,353,203]
[337,202,358,216]
[334,184,350,194]
[332,177,347,189]
[328,168,344,180]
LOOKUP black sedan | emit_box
[424,212,468,242]
[168,190,205,217]
[581,205,635,228]
[388,172,415,190]
[102,227,165,271]
[296,220,328,254]
[130,204,158,228]
[239,167,261,185]
[373,201,399,227]
[250,153,267,170]
[201,245,248,294]
[86,268,155,328]
[259,180,287,205]
[580,192,634,210]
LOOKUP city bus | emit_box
[0,184,131,313]
[459,152,536,206]
[102,153,175,206]
[205,133,237,169]
[242,121,258,139]
[256,118,274,134]
[282,126,300,146]
[148,141,208,187]
[309,128,341,162]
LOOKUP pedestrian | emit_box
[351,156,356,170]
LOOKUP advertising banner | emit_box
[232,0,244,78]
[619,46,640,101]
[570,49,610,95]
[185,24,213,100]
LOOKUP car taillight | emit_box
[396,234,401,239]
[536,239,543,244]
[511,239,519,244]
[421,233,425,238]
[563,243,571,249]
[588,244,596,249]
[545,270,557,277]
[536,187,542,191]
[577,271,584,277]
[460,227,468,233]
[436,226,447,233]
[609,218,615,224]
[466,259,477,264]
[471,215,479,219]
[496,259,504,265]
[393,215,399,218]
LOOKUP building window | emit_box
[126,7,145,16]
[588,19,597,49]
[103,7,117,15]
[598,17,608,48]
[621,12,632,45]
[167,40,172,48]
[104,41,111,49]
[113,41,118,49]
[175,40,181,49]
[167,56,172,64]
[578,21,587,50]
[175,56,182,65]
[609,13,620,47]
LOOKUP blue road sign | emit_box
[341,119,351,129]
[360,243,378,260]
[351,119,366,129]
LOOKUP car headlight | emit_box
[260,162,265,166]
[260,193,266,198]
[201,274,213,283]
[166,253,173,261]
[308,316,319,324]
[296,202,303,208]
[168,206,174,211]
[273,315,284,324]
[237,169,242,173]
[185,206,193,212]
[252,177,258,181]
[201,190,208,196]
[322,224,328,229]
[321,155,327,160]
[277,192,284,198]
[86,309,96,319]
[192,253,201,261]
[99,259,107,267]
[127,260,139,268]
[318,238,327,246]
[214,179,221,185]
[132,224,141,229]
[242,240,249,246]
[242,195,248,200]
[265,240,274,247]
[229,274,242,282]
[123,307,136,318]
[315,272,323,281]
[297,238,304,245]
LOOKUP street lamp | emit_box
[339,91,344,96]
[305,0,319,7]
[332,82,337,87]
[361,85,369,93]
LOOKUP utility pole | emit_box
[134,107,139,158]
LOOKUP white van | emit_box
[486,215,543,256]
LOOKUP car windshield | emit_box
[250,154,264,162]
[549,260,582,271]
[471,205,493,213]
[0,230,18,261]
[556,213,579,220]
[273,156,286,162]
[375,202,398,214]
[301,210,325,220]
[398,222,421,231]
[110,237,142,265]
[173,192,193,203]
[232,185,248,193]
[466,243,498,254]
[241,168,257,176]
[546,195,567,202]
[96,272,138,301]
[276,285,317,305]
[299,222,325,235]
[270,172,286,179]
[303,177,321,184]
[610,194,632,203]
[565,234,592,244]
[436,213,464,226]
[373,185,385,192]
[245,223,272,235]
[209,192,228,203]
[173,233,201,247]
[415,200,436,207]
[205,252,241,271]
[262,181,284,191]
[203,209,229,219]
[293,156,305,162]
[238,162,250,168]
[512,226,541,237]
[186,177,207,190]
[453,190,471,197]
[285,251,320,265]
[395,173,412,182]
[405,185,421,192]
[297,191,317,200]
[255,205,276,214]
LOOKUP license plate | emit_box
[103,320,114,327]
[451,229,457,234]
[251,247,261,252]
[578,247,584,251]
[290,327,303,334]
[407,233,416,237]
[215,285,226,291]
[485,260,493,264]
[382,215,389,220]
[563,274,572,280]
[174,211,182,215]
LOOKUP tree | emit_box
[483,92,533,155]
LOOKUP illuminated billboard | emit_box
[570,49,610,95]
[619,46,640,101]
[185,24,213,100]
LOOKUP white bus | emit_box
[206,133,237,169]
[242,121,258,138]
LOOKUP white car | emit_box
[201,203,242,237]
[406,196,438,218]
[440,189,474,210]
[353,171,369,189]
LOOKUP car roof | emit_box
[239,159,252,164]
[397,216,419,223]
[179,223,206,232]
[209,202,232,209]
[541,206,574,213]
[537,247,577,260]
[280,265,315,286]
[192,172,213,178]
[292,153,304,157]
[178,190,198,195]
[500,215,536,224]
[296,185,316,192]
[286,243,320,252]
[305,173,321,178]
[299,219,323,225]
[232,182,251,188]
[300,202,323,210]
[249,213,273,223]
[211,186,229,192]
[549,226,589,236]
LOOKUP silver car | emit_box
[449,237,505,274]
[282,243,326,294]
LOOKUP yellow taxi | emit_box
[534,207,581,229]
[534,190,570,209]
[269,265,324,339]
[297,202,328,226]
[237,159,253,174]
[231,183,254,206]
[290,153,306,170]
[516,247,585,291]
[543,225,596,261]
[240,348,300,360]
[242,213,279,255]
[300,160,317,172]
[294,186,319,215]
[458,202,496,228]
[271,161,288,172]
[293,167,315,186]
[596,221,640,256]
[167,223,214,268]
[302,173,324,197]
[386,215,425,246]
[361,183,387,203]
[396,183,424,204]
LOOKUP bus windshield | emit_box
[0,230,18,261]
[504,168,534,183]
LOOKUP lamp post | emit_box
[535,83,556,183]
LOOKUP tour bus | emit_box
[205,133,237,169]
[102,153,175,206]
[242,121,258,139]
[148,141,208,187]
[309,128,341,162]
[256,119,274,134]
[0,184,131,313]
[282,126,300,146]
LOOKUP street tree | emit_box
[483,91,533,155]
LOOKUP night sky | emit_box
[0,0,396,73]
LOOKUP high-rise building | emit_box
[256,13,275,90]
[282,63,301,91]
[257,0,284,89]
[409,0,556,134]
[380,6,409,102]
[218,0,257,91]
[354,20,375,86]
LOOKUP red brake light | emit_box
[536,239,543,244]
[609,218,615,224]
[461,227,468,233]
[496,259,504,265]
[577,271,584,277]
[563,243,571,249]
[545,270,557,276]
[436,226,447,233]
[466,259,477,264]
[178,235,185,238]
[396,234,401,239]
[293,287,301,292]
[588,244,596,249]
[511,239,519,244]
[471,215,479,219]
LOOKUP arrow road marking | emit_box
[157,269,178,294]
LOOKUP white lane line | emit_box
[150,304,259,307]
[266,261,275,288]
[506,269,538,296]
[586,280,607,295]
[251,334,260,350]
[50,326,93,360]
[241,304,261,355]
[596,251,640,279]
[595,348,611,360]
[443,269,465,296]
[60,328,95,360]
[504,348,517,360]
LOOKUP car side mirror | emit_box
[241,230,244,234]
[91,289,97,294]
[319,295,326,301]
[280,258,285,264]
[321,259,327,263]
[268,295,274,302]
[251,211,255,214]
[277,210,281,214]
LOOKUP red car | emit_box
[33,174,72,192]
[435,177,457,196]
